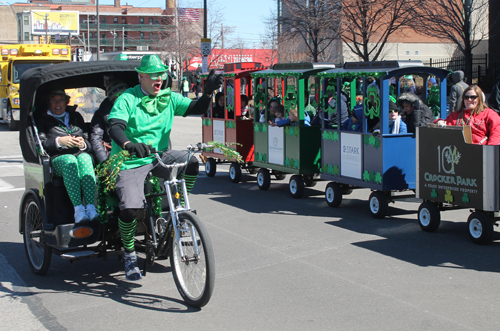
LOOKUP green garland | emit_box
[317,71,386,79]
[208,141,243,163]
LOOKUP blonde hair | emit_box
[460,85,487,115]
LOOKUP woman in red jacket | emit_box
[436,85,500,145]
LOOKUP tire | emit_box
[467,211,494,245]
[22,196,52,275]
[170,211,215,308]
[368,191,388,219]
[417,201,441,232]
[229,162,242,183]
[289,175,305,198]
[205,158,216,177]
[274,171,286,180]
[257,168,271,190]
[7,104,19,131]
[325,182,342,207]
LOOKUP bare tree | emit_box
[280,0,342,62]
[341,0,415,62]
[260,9,279,67]
[410,0,489,84]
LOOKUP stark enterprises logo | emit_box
[273,137,278,146]
[442,145,460,175]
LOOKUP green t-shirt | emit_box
[305,103,317,118]
[108,85,192,170]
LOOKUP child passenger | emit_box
[342,104,363,132]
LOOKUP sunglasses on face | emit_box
[148,72,168,80]
[464,95,478,101]
[389,109,398,113]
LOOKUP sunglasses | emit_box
[464,95,479,101]
[389,110,398,113]
[148,72,168,80]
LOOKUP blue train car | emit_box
[319,61,449,218]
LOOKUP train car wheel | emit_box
[325,182,342,207]
[289,175,305,198]
[369,191,388,219]
[229,162,242,183]
[257,169,271,190]
[205,158,216,177]
[23,196,52,275]
[467,211,493,245]
[417,201,441,232]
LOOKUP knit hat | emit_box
[429,77,437,84]
[135,54,169,74]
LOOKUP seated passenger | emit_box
[90,77,129,163]
[327,92,349,126]
[269,104,285,124]
[435,85,500,145]
[260,98,280,123]
[212,92,225,118]
[304,90,317,118]
[397,92,434,134]
[388,100,407,134]
[342,104,363,132]
[35,90,98,223]
[241,95,252,119]
[275,106,311,127]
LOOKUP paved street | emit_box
[1,117,500,331]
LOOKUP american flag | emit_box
[178,8,200,22]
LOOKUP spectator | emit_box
[211,92,225,118]
[181,76,189,97]
[487,74,500,113]
[448,70,468,113]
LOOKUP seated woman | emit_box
[435,85,500,145]
[35,90,98,223]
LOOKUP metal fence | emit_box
[423,54,488,82]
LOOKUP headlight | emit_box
[74,97,84,103]
[13,98,19,105]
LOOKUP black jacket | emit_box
[35,106,92,159]
[90,98,113,163]
[397,92,434,134]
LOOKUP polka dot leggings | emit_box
[52,153,96,207]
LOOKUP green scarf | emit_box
[141,88,171,115]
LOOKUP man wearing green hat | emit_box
[107,54,223,281]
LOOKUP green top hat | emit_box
[135,54,169,74]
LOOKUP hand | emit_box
[204,69,223,95]
[125,142,152,158]
[58,136,84,148]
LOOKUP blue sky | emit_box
[95,0,276,46]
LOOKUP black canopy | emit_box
[19,61,140,163]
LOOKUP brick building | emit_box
[0,0,201,55]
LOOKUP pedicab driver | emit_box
[108,55,223,280]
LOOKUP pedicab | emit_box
[201,62,265,182]
[18,61,215,307]
[319,61,449,218]
[416,125,500,244]
[250,62,336,198]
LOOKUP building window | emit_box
[415,51,419,56]
[405,51,410,55]
[155,19,159,24]
[122,17,126,24]
[101,17,106,24]
[140,17,144,24]
[140,32,144,40]
[24,32,30,41]
[114,17,118,23]
[101,33,106,39]
[89,32,93,38]
[149,18,153,24]
[149,32,152,40]
[24,16,29,25]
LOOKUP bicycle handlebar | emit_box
[153,142,214,169]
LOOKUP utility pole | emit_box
[44,14,48,44]
[96,0,100,60]
[202,0,208,72]
[122,27,125,50]
[112,29,115,51]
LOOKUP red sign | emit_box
[187,49,277,70]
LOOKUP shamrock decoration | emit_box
[462,193,470,204]
[444,190,454,203]
[363,85,380,119]
[363,170,371,181]
[431,188,438,199]
[226,84,235,112]
[374,172,382,184]
[293,159,300,169]
[332,131,339,141]
[333,165,339,176]
[254,84,266,111]
[284,84,297,111]
[426,86,441,117]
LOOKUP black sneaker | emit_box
[123,251,142,281]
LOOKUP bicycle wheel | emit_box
[169,211,215,308]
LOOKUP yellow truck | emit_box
[0,44,71,130]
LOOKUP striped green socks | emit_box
[179,174,197,205]
[118,219,137,252]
